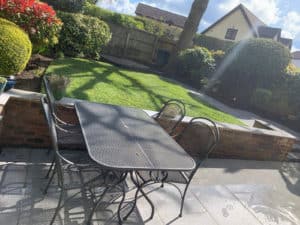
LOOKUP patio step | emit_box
[293,144,300,152]
[286,151,300,162]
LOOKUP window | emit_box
[225,28,238,40]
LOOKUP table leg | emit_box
[123,171,155,221]
[87,171,127,225]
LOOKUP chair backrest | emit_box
[42,76,58,121]
[41,96,74,186]
[176,117,220,166]
[154,99,186,135]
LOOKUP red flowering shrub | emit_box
[0,0,62,53]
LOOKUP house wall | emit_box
[203,9,255,41]
[292,59,300,68]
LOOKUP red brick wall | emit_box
[0,97,296,161]
[157,118,295,161]
[0,97,50,148]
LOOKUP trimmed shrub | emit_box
[42,0,85,13]
[216,38,291,104]
[0,18,32,75]
[0,0,61,53]
[251,88,293,117]
[194,34,235,52]
[251,88,272,108]
[57,12,111,59]
[178,46,215,86]
[285,74,300,115]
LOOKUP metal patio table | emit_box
[75,101,196,224]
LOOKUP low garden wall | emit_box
[0,89,296,161]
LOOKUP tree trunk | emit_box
[164,0,209,74]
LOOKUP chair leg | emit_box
[117,182,127,225]
[49,187,64,225]
[45,158,55,179]
[179,181,192,217]
[86,186,110,225]
[44,166,56,195]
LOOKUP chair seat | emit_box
[57,125,86,150]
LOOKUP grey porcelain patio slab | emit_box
[226,184,300,225]
[0,148,300,225]
[191,185,262,225]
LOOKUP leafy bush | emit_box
[42,0,85,13]
[84,4,181,40]
[57,12,111,59]
[84,4,144,29]
[0,18,32,75]
[0,0,61,53]
[210,50,225,67]
[194,34,235,52]
[136,16,182,39]
[178,46,215,86]
[216,38,291,104]
[285,63,299,76]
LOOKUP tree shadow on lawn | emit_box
[50,59,173,110]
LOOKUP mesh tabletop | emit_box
[75,102,195,171]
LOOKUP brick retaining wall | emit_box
[0,92,296,161]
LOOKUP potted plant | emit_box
[4,75,17,91]
[0,76,7,94]
[46,74,70,100]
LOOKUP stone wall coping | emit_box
[143,109,296,140]
[0,89,43,107]
[0,90,296,142]
[58,97,298,141]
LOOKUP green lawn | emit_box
[46,57,244,125]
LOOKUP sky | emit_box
[97,0,300,52]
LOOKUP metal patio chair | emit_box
[137,117,220,217]
[41,96,124,225]
[42,76,86,180]
[154,99,186,136]
[43,75,86,149]
[42,75,80,132]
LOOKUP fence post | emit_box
[151,36,159,63]
[123,32,130,57]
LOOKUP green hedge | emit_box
[83,4,181,39]
[215,38,291,104]
[178,46,215,86]
[0,18,32,75]
[194,34,235,51]
[57,12,111,59]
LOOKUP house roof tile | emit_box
[292,51,300,59]
[258,26,281,38]
[135,3,187,28]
